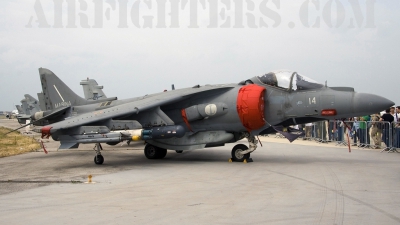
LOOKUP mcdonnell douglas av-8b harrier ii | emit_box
[14,68,394,164]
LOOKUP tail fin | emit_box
[80,78,108,100]
[24,94,41,114]
[37,92,46,111]
[20,99,30,115]
[39,68,89,110]
[15,105,23,114]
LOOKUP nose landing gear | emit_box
[231,144,250,162]
[231,133,258,162]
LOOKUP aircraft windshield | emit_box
[257,70,323,91]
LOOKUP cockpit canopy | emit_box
[256,70,323,91]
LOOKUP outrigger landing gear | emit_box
[93,143,104,165]
[144,143,167,159]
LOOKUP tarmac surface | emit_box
[1,119,400,225]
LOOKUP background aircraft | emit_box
[15,94,42,125]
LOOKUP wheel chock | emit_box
[228,158,233,162]
[88,175,92,183]
[85,174,96,184]
[244,158,254,163]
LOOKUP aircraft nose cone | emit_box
[353,93,394,115]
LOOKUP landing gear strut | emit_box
[144,143,167,159]
[93,143,104,165]
[241,133,258,155]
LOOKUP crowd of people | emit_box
[299,106,400,150]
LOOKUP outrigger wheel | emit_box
[231,144,250,162]
[94,155,104,165]
[144,143,167,159]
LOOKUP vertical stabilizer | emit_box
[37,92,46,111]
[20,99,30,115]
[24,94,41,114]
[39,68,89,110]
[15,105,23,114]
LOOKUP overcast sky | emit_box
[1,0,399,111]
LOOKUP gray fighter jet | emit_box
[24,68,394,164]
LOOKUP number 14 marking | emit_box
[309,97,316,104]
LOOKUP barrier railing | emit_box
[374,121,394,152]
[391,121,400,152]
[315,121,328,143]
[392,122,400,148]
[354,121,372,149]
[293,120,399,153]
[334,120,347,146]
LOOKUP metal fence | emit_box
[299,120,399,153]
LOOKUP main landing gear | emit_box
[94,143,104,165]
[144,143,167,159]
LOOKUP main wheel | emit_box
[144,144,158,159]
[94,155,104,165]
[231,144,250,162]
[144,144,167,159]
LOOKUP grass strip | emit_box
[0,126,41,158]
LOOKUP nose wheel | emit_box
[231,144,250,162]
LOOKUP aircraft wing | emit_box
[42,85,234,135]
